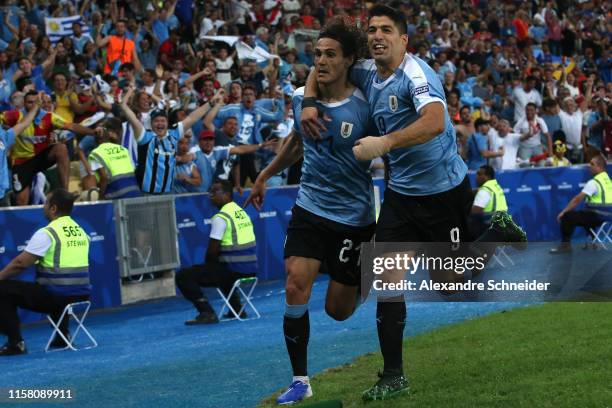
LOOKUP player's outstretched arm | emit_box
[182,89,224,131]
[353,102,446,161]
[244,131,303,210]
[229,139,277,155]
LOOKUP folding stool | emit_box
[45,301,98,352]
[217,277,261,321]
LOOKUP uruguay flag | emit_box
[45,15,91,44]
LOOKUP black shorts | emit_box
[376,176,473,243]
[284,205,376,286]
[11,148,57,193]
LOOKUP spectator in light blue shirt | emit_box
[529,16,547,44]
[137,36,160,71]
[174,137,202,193]
[0,7,21,44]
[467,118,505,170]
[149,9,170,44]
[72,22,94,54]
[297,42,314,67]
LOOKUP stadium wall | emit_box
[1,165,609,324]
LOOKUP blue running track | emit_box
[0,277,521,408]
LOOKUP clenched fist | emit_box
[352,136,392,161]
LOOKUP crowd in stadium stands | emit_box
[0,0,610,206]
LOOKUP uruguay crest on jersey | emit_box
[340,122,353,138]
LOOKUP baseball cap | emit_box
[199,129,215,140]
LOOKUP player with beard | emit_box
[300,4,526,401]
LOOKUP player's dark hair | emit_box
[525,102,537,110]
[318,16,367,63]
[48,188,78,216]
[368,4,407,35]
[479,165,495,180]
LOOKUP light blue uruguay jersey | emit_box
[213,100,284,145]
[293,87,375,227]
[350,54,467,196]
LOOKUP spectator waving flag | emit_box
[236,41,278,63]
[264,0,283,25]
[45,15,90,44]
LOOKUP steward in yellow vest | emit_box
[476,179,508,217]
[175,180,257,325]
[88,118,141,199]
[470,165,517,240]
[551,155,612,253]
[585,171,612,210]
[468,164,527,244]
[0,189,90,356]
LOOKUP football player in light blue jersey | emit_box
[300,4,526,402]
[245,18,375,406]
